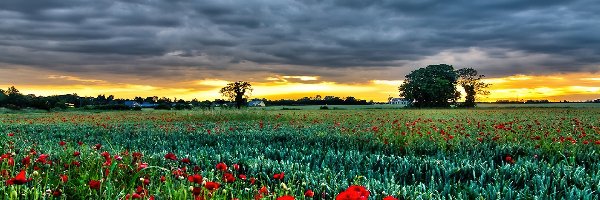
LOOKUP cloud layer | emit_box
[1,0,599,81]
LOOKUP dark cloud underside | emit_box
[0,0,599,80]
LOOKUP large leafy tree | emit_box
[219,81,253,109]
[399,64,459,107]
[456,68,490,107]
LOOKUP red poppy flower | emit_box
[192,187,202,196]
[172,168,185,177]
[383,196,399,200]
[100,151,110,158]
[73,151,81,157]
[21,156,30,166]
[336,185,369,200]
[164,152,177,161]
[160,176,166,182]
[277,195,295,200]
[132,152,143,159]
[7,170,32,185]
[273,172,285,180]
[505,155,515,164]
[259,186,269,194]
[223,173,235,183]
[89,180,101,190]
[187,174,203,184]
[7,133,14,136]
[204,181,220,191]
[137,163,148,171]
[346,185,369,197]
[36,154,49,164]
[232,163,240,171]
[305,189,315,198]
[335,190,362,200]
[136,185,145,194]
[7,157,14,166]
[52,189,62,197]
[60,174,68,183]
[216,162,227,171]
[103,158,112,166]
[59,141,66,146]
[77,141,83,146]
[131,193,143,199]
[71,161,81,167]
[94,144,102,150]
[180,158,191,164]
[239,174,247,180]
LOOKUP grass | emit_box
[0,108,599,199]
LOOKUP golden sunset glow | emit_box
[1,67,598,102]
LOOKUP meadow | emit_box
[0,108,599,199]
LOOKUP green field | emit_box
[1,108,599,199]
[251,103,600,110]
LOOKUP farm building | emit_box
[248,100,266,107]
[389,98,410,105]
[123,101,141,108]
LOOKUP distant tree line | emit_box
[0,86,211,111]
[495,99,551,104]
[260,95,372,106]
[0,86,374,111]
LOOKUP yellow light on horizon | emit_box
[2,69,600,102]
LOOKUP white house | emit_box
[123,101,141,108]
[389,98,410,105]
[248,100,266,107]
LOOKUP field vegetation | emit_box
[1,108,599,199]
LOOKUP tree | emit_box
[5,86,26,107]
[314,95,322,100]
[456,68,490,107]
[144,96,158,103]
[0,88,6,106]
[219,81,253,109]
[134,96,144,103]
[399,64,459,107]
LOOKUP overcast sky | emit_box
[1,0,599,100]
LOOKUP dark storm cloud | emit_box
[0,0,599,79]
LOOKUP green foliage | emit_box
[154,103,172,110]
[0,109,598,199]
[457,68,490,108]
[399,64,459,108]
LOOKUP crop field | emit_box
[0,108,599,199]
